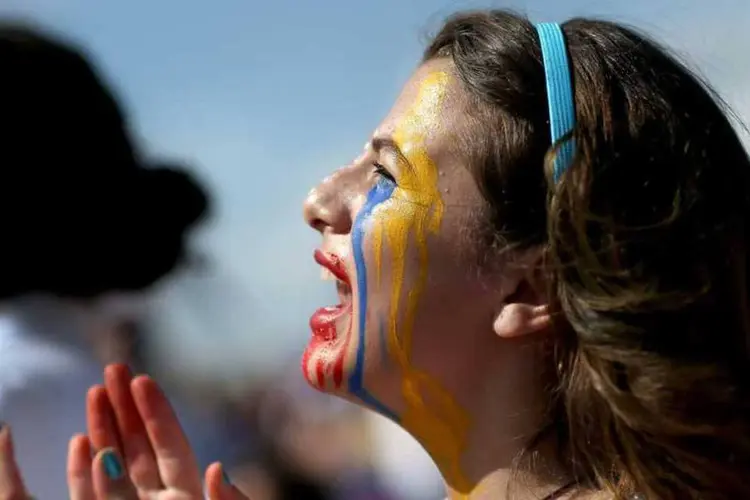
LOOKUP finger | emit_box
[205,462,250,500]
[104,363,161,489]
[0,425,28,500]
[92,448,138,500]
[67,434,95,500]
[130,375,202,491]
[86,385,122,453]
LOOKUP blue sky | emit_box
[1,0,748,379]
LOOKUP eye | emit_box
[372,162,397,184]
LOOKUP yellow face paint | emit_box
[370,71,473,496]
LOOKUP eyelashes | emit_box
[372,162,397,184]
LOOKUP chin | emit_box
[305,334,403,423]
[302,304,356,392]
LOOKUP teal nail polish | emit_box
[102,450,124,480]
[222,469,231,485]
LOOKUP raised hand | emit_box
[0,424,31,500]
[67,363,249,500]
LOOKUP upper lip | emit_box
[314,249,350,285]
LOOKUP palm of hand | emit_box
[0,364,243,500]
[64,364,244,500]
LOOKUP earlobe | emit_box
[492,303,550,338]
[491,246,549,338]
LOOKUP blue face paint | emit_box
[349,178,399,421]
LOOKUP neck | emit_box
[408,336,572,500]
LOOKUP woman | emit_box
[3,8,749,500]
[0,20,211,500]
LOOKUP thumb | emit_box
[0,424,30,500]
[92,448,138,500]
[204,462,250,500]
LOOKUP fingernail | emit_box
[222,467,231,485]
[102,449,124,480]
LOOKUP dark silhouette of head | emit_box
[0,21,211,298]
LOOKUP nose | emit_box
[303,169,354,235]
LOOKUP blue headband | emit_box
[535,22,576,182]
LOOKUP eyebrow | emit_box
[371,136,402,155]
[371,136,415,173]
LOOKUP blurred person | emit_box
[229,450,333,500]
[213,369,391,500]
[0,20,209,500]
[252,368,396,500]
[1,7,750,500]
[90,319,146,367]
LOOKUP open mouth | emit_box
[310,249,352,342]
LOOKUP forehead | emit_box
[374,59,465,156]
[372,58,484,227]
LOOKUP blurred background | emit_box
[0,0,747,498]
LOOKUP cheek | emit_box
[365,194,488,364]
[352,180,396,283]
[361,193,440,358]
[351,184,399,367]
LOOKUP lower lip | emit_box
[306,301,352,389]
[309,303,350,342]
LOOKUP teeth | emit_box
[320,267,336,281]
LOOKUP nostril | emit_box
[309,217,327,233]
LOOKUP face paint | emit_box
[349,178,399,420]
[354,71,472,493]
[302,309,336,389]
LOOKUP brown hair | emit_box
[425,10,750,500]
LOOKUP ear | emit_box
[493,303,550,338]
[492,248,550,339]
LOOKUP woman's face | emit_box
[303,59,509,453]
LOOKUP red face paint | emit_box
[301,344,314,385]
[304,250,354,390]
[331,313,353,388]
[316,357,326,388]
[309,304,345,388]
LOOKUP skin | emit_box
[0,61,574,500]
[303,59,567,499]
[0,363,249,500]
